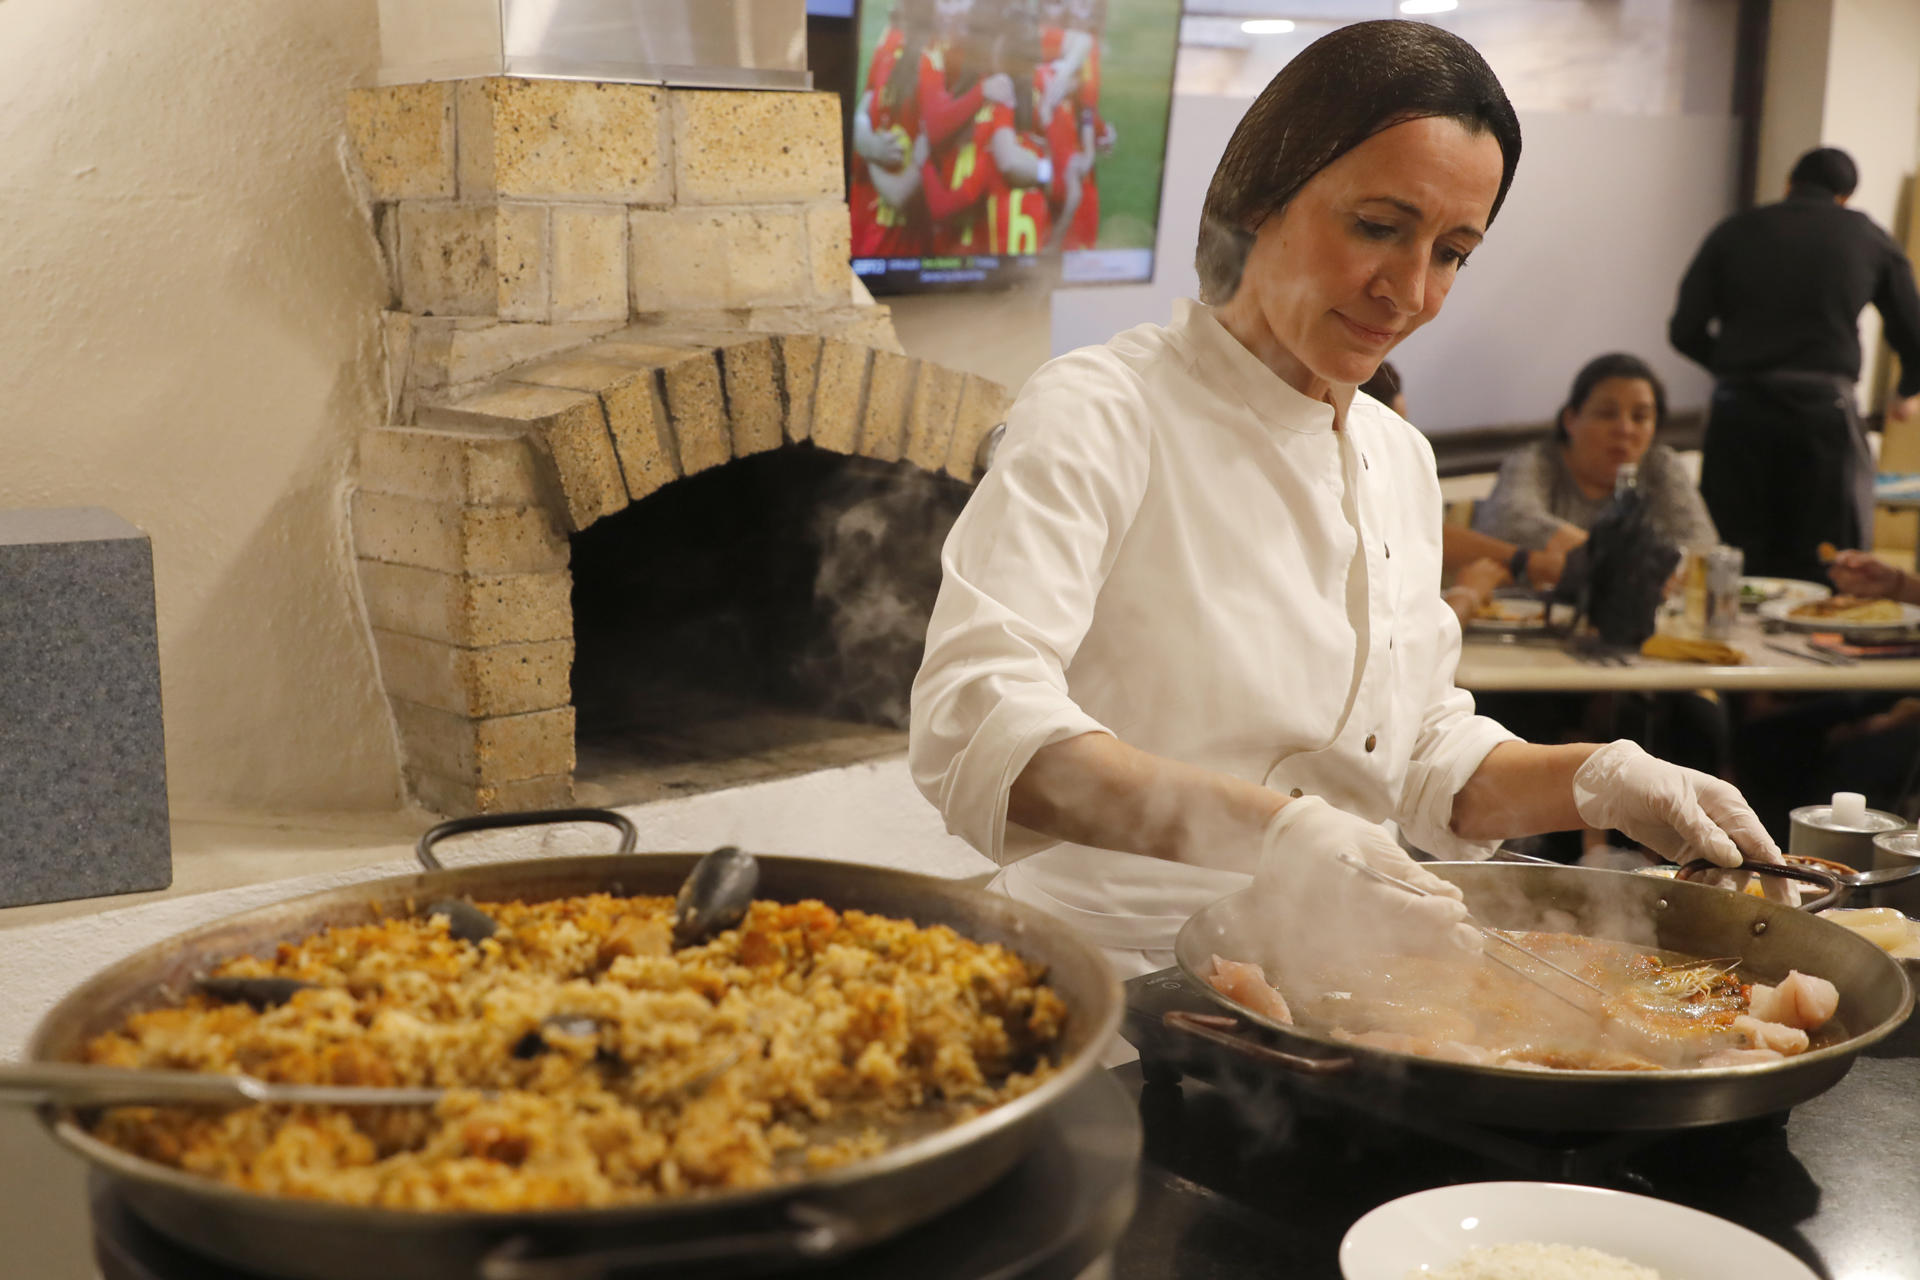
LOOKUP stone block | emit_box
[0,508,170,908]
[903,361,965,472]
[810,339,872,455]
[671,90,842,205]
[357,426,546,507]
[779,333,822,443]
[805,201,853,302]
[346,82,455,201]
[398,203,497,316]
[947,375,1014,483]
[858,350,916,462]
[357,562,572,648]
[628,207,809,311]
[352,491,569,575]
[409,769,575,817]
[392,701,576,785]
[421,384,626,529]
[833,303,904,354]
[458,78,672,204]
[718,334,783,457]
[508,355,680,501]
[587,336,729,476]
[374,206,402,307]
[495,203,550,321]
[372,630,574,718]
[551,205,628,322]
[408,318,627,394]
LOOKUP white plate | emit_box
[1757,595,1920,635]
[1339,1181,1818,1280]
[1739,576,1830,608]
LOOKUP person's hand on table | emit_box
[1443,558,1509,626]
[1545,523,1588,555]
[1254,797,1482,965]
[1572,740,1792,902]
[1827,549,1906,600]
[1523,546,1566,590]
[1888,393,1920,424]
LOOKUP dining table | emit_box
[1455,612,1920,694]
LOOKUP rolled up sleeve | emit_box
[1393,593,1519,860]
[909,354,1150,864]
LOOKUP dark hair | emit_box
[1358,360,1401,404]
[1789,146,1858,198]
[1195,20,1521,303]
[1555,353,1666,442]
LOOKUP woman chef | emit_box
[908,20,1784,983]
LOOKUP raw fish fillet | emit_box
[1747,971,1839,1031]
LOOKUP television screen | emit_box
[848,0,1182,294]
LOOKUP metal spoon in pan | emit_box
[0,1062,444,1111]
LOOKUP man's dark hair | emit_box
[1554,352,1667,442]
[1194,20,1521,304]
[1789,146,1858,198]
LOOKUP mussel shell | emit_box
[424,899,497,944]
[196,976,319,1009]
[672,846,760,948]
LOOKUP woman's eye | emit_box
[1436,246,1470,269]
[1355,218,1396,240]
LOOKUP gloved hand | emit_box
[1254,796,1482,968]
[1572,740,1792,902]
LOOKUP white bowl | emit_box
[1339,1181,1817,1279]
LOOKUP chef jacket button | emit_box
[1289,788,1303,798]
[1364,733,1378,753]
[1384,542,1391,560]
[1362,454,1369,469]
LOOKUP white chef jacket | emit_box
[908,298,1517,957]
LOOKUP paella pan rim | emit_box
[28,851,1124,1232]
[1174,862,1916,1087]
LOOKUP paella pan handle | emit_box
[415,808,639,871]
[1162,1011,1355,1077]
[1675,858,1844,913]
[478,1203,853,1280]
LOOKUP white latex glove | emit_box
[1254,796,1482,965]
[1572,740,1792,901]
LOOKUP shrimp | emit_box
[1205,954,1293,1025]
[1746,971,1839,1031]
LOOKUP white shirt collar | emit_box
[1167,297,1351,436]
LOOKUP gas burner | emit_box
[1122,968,1780,1184]
[92,1071,1140,1280]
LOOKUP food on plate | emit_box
[1819,906,1920,958]
[1639,634,1744,665]
[1471,599,1543,625]
[1818,540,1838,564]
[1209,934,1841,1072]
[1204,954,1292,1024]
[80,894,1065,1209]
[1786,594,1907,624]
[1421,1241,1659,1279]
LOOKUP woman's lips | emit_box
[1335,312,1398,345]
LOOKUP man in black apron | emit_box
[1670,147,1920,583]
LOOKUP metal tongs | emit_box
[1335,854,1611,1021]
[0,1062,445,1111]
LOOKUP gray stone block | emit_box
[0,508,171,908]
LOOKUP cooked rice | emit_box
[1421,1242,1660,1279]
[81,895,1065,1210]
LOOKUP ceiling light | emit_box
[1240,18,1296,34]
[1400,0,1459,12]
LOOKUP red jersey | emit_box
[850,24,923,258]
[922,102,1051,256]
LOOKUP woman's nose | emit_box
[1372,254,1425,315]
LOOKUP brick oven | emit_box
[342,77,1010,816]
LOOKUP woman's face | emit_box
[1225,116,1504,398]
[1563,376,1658,484]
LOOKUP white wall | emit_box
[0,1,403,812]
[1048,100,1737,432]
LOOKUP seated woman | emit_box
[1472,354,1724,857]
[1473,352,1716,555]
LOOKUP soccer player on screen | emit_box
[1037,0,1112,250]
[915,7,1054,256]
[851,0,932,257]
